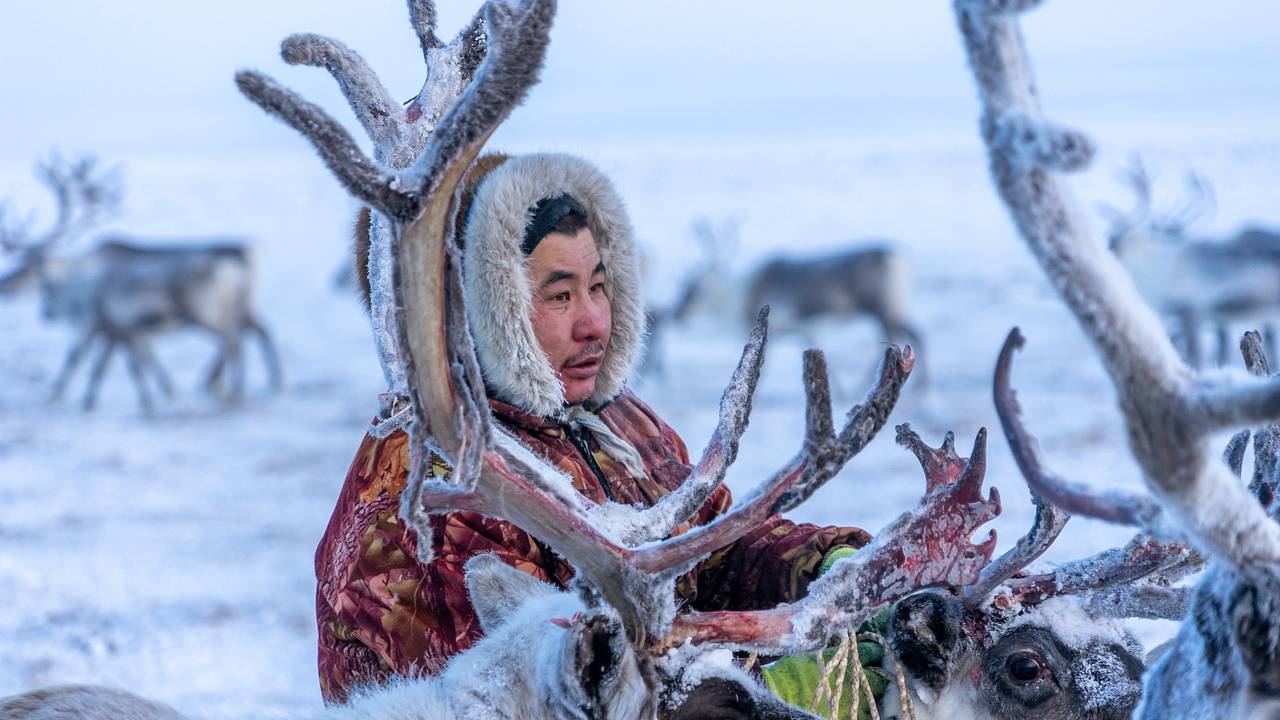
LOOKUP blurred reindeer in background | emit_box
[645,216,927,387]
[0,154,282,413]
[1103,157,1280,368]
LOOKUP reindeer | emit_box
[954,0,1280,716]
[0,155,282,412]
[1103,158,1280,368]
[666,216,927,387]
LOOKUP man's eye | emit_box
[550,292,570,303]
[590,282,605,294]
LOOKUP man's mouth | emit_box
[562,355,603,378]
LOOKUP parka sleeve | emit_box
[315,433,567,704]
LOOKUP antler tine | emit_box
[408,0,442,53]
[405,0,549,190]
[985,328,1166,530]
[1157,170,1212,235]
[279,34,404,152]
[1084,584,1193,621]
[998,534,1201,612]
[663,424,1000,654]
[600,307,770,545]
[962,329,1071,603]
[627,344,913,579]
[1123,154,1152,216]
[410,0,489,84]
[34,153,73,237]
[954,0,1280,567]
[234,71,418,223]
[31,153,120,248]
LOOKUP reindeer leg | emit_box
[244,316,283,393]
[222,336,245,405]
[135,338,175,399]
[82,337,118,412]
[1217,320,1232,367]
[1182,309,1204,368]
[204,347,227,396]
[50,325,101,401]
[123,338,156,416]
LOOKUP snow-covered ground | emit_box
[1,126,1278,716]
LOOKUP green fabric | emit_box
[818,545,858,575]
[762,643,886,719]
[761,547,892,718]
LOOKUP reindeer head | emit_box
[882,331,1203,720]
[1101,156,1215,260]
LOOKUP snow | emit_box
[3,125,1280,716]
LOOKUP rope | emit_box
[807,629,921,720]
[859,631,916,720]
[811,630,885,720]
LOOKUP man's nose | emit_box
[572,296,609,342]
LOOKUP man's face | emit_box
[527,227,611,406]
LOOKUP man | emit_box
[315,152,872,703]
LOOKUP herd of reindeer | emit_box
[4,0,1280,719]
[5,151,1280,414]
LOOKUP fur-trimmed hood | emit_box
[461,153,645,418]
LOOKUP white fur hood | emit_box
[461,153,645,418]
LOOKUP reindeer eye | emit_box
[1006,654,1044,683]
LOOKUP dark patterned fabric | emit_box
[315,390,872,703]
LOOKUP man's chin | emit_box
[561,376,599,406]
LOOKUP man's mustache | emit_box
[565,342,606,367]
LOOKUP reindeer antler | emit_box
[663,422,999,654]
[955,0,1280,571]
[972,328,1202,618]
[961,328,1070,605]
[240,0,494,400]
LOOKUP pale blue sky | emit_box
[0,1,1277,157]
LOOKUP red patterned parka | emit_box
[314,391,871,703]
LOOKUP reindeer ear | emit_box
[463,554,557,633]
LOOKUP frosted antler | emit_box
[961,329,1071,604]
[663,423,999,653]
[240,0,497,400]
[243,4,1004,711]
[417,337,918,645]
[954,0,1280,568]
[972,329,1202,616]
